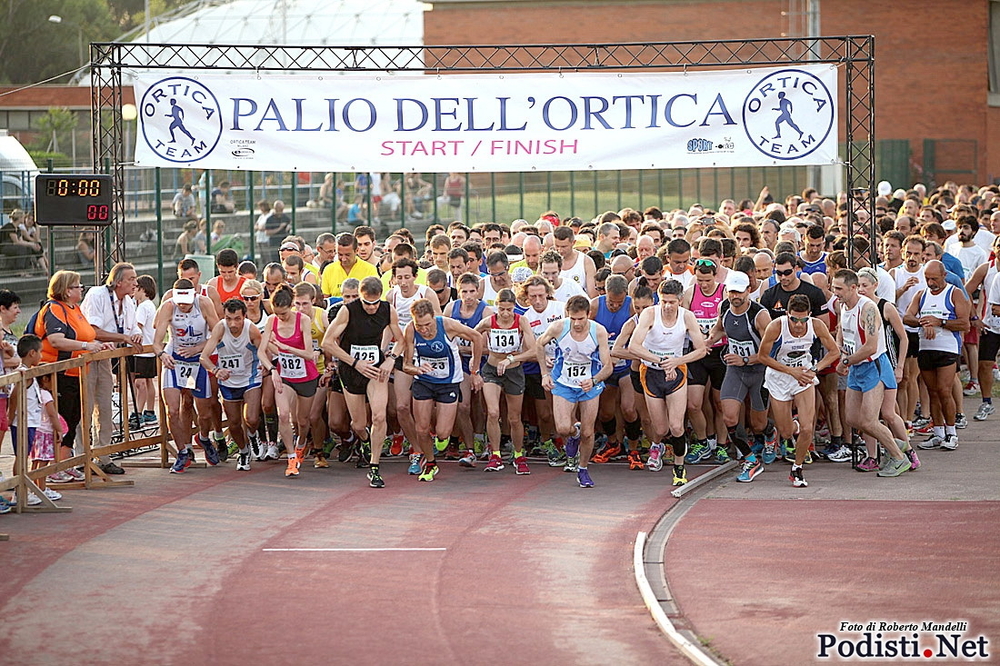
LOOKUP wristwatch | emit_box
[741,356,749,366]
[506,354,515,364]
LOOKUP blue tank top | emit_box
[552,320,603,389]
[413,316,463,384]
[799,252,828,275]
[450,300,487,373]
[594,295,632,372]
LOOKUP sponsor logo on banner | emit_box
[139,77,222,163]
[742,68,835,161]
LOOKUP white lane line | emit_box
[262,547,446,552]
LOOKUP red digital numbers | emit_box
[87,205,110,221]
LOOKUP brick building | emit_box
[424,0,1000,187]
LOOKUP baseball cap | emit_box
[280,241,299,252]
[173,288,195,304]
[511,266,535,283]
[877,180,892,197]
[942,219,957,231]
[725,271,751,293]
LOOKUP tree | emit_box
[34,107,79,153]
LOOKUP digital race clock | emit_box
[34,174,114,226]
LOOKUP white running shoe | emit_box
[264,444,280,460]
[42,488,63,501]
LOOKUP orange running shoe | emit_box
[285,451,302,477]
[627,450,645,470]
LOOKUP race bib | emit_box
[278,352,307,379]
[174,359,200,390]
[842,339,857,357]
[217,353,242,373]
[489,328,520,353]
[350,344,379,364]
[642,349,676,368]
[785,350,812,368]
[421,356,450,379]
[562,361,592,387]
[728,339,755,359]
[696,316,717,336]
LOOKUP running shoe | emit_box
[201,439,220,466]
[684,440,711,465]
[736,457,762,482]
[914,422,934,435]
[912,415,931,429]
[855,456,880,472]
[647,442,664,472]
[227,440,238,458]
[963,381,980,396]
[577,468,594,488]
[803,449,813,465]
[714,445,731,464]
[827,444,852,462]
[918,436,943,450]
[941,434,959,450]
[975,402,995,421]
[592,441,622,464]
[876,456,912,477]
[170,448,190,474]
[128,413,142,431]
[337,435,355,463]
[514,455,530,475]
[12,493,42,506]
[249,434,263,461]
[368,469,385,488]
[314,452,330,469]
[485,455,504,472]
[543,441,566,467]
[905,448,921,470]
[789,467,808,487]
[627,450,645,470]
[418,461,439,482]
[458,449,476,468]
[434,438,449,454]
[42,487,62,501]
[264,443,280,461]
[955,413,968,429]
[214,435,229,463]
[563,455,580,473]
[236,450,251,471]
[47,471,73,484]
[672,464,687,486]
[142,410,158,425]
[761,439,778,465]
[408,454,423,475]
[65,467,85,481]
[565,424,581,458]
[389,434,404,457]
[285,454,301,477]
[815,442,839,460]
[782,440,796,463]
[355,440,371,468]
[0,497,12,514]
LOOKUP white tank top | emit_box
[166,297,207,358]
[917,286,961,354]
[642,305,689,367]
[894,265,925,333]
[525,300,566,359]
[560,252,588,292]
[215,319,261,388]
[389,284,432,330]
[839,295,886,363]
[983,261,1000,334]
[772,316,816,369]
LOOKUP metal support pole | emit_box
[248,178,255,263]
[546,172,552,211]
[155,167,163,291]
[616,170,622,211]
[432,173,438,224]
[518,172,524,220]
[464,172,470,224]
[204,170,212,256]
[292,173,298,235]
[46,159,55,280]
[593,171,598,215]
[570,172,576,218]
[490,173,496,224]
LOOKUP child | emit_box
[30,373,64,503]
[8,335,60,506]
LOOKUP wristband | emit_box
[352,357,359,368]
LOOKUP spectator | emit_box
[174,220,198,258]
[264,200,291,264]
[210,180,236,214]
[0,209,35,275]
[347,196,367,224]
[172,183,198,220]
[18,211,48,274]
[253,200,272,260]
[32,271,106,474]
[444,172,465,222]
[76,232,96,265]
[82,262,142,475]
[132,275,158,428]
[0,289,21,460]
[404,172,431,219]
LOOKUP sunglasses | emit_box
[242,295,260,301]
[789,315,810,323]
[775,268,795,277]
[695,258,716,267]
[361,298,381,306]
[432,287,448,294]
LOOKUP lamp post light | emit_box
[122,103,138,163]
[48,15,85,70]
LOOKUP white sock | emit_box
[945,424,957,436]
[933,425,945,438]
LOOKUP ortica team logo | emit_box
[742,68,834,161]
[429,341,445,353]
[140,77,222,163]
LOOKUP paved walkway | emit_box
[659,395,1000,664]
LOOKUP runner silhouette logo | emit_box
[742,68,834,162]
[140,77,223,164]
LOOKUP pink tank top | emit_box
[271,312,319,383]
[690,281,726,348]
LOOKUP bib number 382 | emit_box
[278,353,307,379]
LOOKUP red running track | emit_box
[0,460,697,664]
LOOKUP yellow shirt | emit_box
[509,260,538,273]
[380,266,429,295]
[321,258,379,298]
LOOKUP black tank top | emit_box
[342,299,390,351]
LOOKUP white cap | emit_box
[725,271,751,292]
[173,289,195,304]
[877,180,892,196]
[511,266,535,283]
[942,219,957,231]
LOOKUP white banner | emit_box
[133,65,839,173]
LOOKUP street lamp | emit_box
[48,15,85,70]
[122,103,137,163]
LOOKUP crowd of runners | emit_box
[2,179,997,504]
